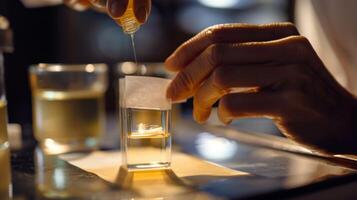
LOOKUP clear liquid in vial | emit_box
[123,108,171,171]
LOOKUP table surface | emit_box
[3,117,357,200]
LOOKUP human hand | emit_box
[107,0,151,23]
[64,0,91,11]
[165,23,357,154]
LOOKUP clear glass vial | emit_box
[119,76,172,171]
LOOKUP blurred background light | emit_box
[197,0,256,9]
[198,0,239,8]
[196,132,238,161]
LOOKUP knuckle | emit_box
[212,67,234,92]
[176,72,195,91]
[287,36,312,60]
[211,68,225,89]
[204,24,229,42]
[219,95,235,116]
[206,44,223,67]
[264,22,299,37]
[281,22,299,35]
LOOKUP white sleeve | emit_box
[20,0,63,8]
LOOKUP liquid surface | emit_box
[33,90,105,147]
[0,100,8,148]
[123,108,171,170]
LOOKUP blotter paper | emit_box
[61,150,248,184]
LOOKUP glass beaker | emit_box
[119,76,172,171]
[0,15,12,151]
[29,64,108,154]
[0,51,8,150]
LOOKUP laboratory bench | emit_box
[4,116,357,200]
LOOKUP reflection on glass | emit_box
[116,166,190,199]
[0,147,12,200]
[35,147,72,199]
[35,147,126,199]
[198,0,240,8]
[29,64,108,154]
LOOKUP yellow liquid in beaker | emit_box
[32,90,105,153]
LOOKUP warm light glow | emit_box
[54,168,66,189]
[121,62,137,74]
[43,139,70,154]
[40,91,66,100]
[49,65,62,72]
[196,132,238,161]
[135,163,167,169]
[130,123,165,138]
[198,0,240,8]
[85,64,95,73]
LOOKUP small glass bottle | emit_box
[78,0,142,35]
[110,0,141,34]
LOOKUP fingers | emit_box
[134,0,151,23]
[193,65,287,123]
[217,92,282,124]
[167,35,313,101]
[165,23,299,71]
[107,0,128,18]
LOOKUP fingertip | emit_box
[218,111,232,125]
[193,108,210,124]
[166,84,175,99]
[194,115,206,124]
[217,102,232,125]
[166,83,181,102]
[164,56,179,71]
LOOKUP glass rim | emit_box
[29,63,108,73]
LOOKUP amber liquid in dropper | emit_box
[113,0,140,64]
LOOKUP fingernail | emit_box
[135,6,147,23]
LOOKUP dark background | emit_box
[0,0,293,131]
